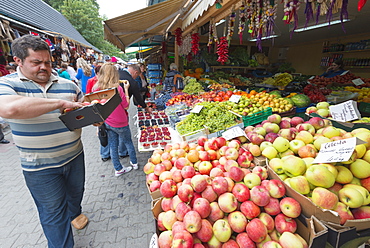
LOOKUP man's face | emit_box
[14,49,52,84]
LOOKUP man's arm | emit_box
[0,95,84,119]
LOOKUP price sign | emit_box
[340,70,349,76]
[308,76,315,80]
[313,137,366,164]
[329,100,361,122]
[191,105,203,113]
[352,78,365,86]
[229,94,241,103]
[149,233,158,248]
[222,126,246,140]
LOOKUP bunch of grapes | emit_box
[176,101,236,135]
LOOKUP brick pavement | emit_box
[0,106,156,248]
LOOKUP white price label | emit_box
[329,100,361,122]
[308,76,315,80]
[222,126,246,140]
[340,70,349,76]
[352,78,365,86]
[313,137,366,164]
[149,233,158,248]
[191,105,203,113]
[229,95,242,103]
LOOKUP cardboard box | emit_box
[150,198,328,247]
[146,182,162,201]
[267,165,370,231]
[59,88,121,130]
[323,221,370,248]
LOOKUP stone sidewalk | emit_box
[0,107,156,248]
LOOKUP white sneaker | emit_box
[115,166,133,177]
[130,161,139,170]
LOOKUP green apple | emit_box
[278,173,289,181]
[269,158,284,174]
[313,136,331,151]
[295,131,314,145]
[322,126,341,139]
[281,155,306,177]
[262,146,278,160]
[311,187,339,210]
[341,151,358,165]
[356,144,367,159]
[351,128,370,136]
[305,164,335,188]
[349,159,370,179]
[316,101,330,109]
[260,141,273,152]
[279,149,295,158]
[273,137,290,153]
[363,150,370,163]
[284,178,291,187]
[289,139,306,154]
[243,173,261,189]
[320,163,338,179]
[343,184,370,205]
[335,165,353,184]
[302,157,315,169]
[339,187,364,208]
[350,176,362,185]
[289,176,310,195]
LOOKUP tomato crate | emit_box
[242,107,272,126]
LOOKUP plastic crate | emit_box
[296,103,315,113]
[148,71,162,78]
[242,107,272,126]
[147,63,162,70]
[359,102,370,117]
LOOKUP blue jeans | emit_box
[105,124,137,171]
[23,153,85,248]
[100,140,128,159]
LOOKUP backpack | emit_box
[174,74,184,90]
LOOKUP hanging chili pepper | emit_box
[174,28,183,46]
[216,36,229,65]
[358,0,367,11]
[191,33,200,55]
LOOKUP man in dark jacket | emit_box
[118,64,152,113]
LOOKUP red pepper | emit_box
[358,0,367,11]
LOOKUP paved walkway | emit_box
[0,105,156,248]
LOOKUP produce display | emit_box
[144,136,308,248]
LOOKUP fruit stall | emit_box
[137,66,370,248]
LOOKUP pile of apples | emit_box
[305,101,331,118]
[144,137,309,248]
[245,112,370,225]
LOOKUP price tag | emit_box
[222,126,246,140]
[308,76,315,80]
[229,94,241,103]
[329,100,361,122]
[313,137,366,164]
[191,105,203,113]
[340,70,349,76]
[352,78,365,86]
[149,233,158,248]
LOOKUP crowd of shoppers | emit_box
[0,34,153,247]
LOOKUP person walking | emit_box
[76,57,95,93]
[92,63,138,175]
[58,62,71,80]
[0,34,89,248]
[136,63,149,101]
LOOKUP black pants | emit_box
[0,128,4,141]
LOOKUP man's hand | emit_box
[145,106,153,114]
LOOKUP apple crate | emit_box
[59,88,121,130]
[242,107,272,126]
[146,182,163,201]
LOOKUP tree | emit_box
[44,0,130,58]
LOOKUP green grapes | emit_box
[176,102,237,135]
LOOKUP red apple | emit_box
[177,184,194,203]
[195,219,213,243]
[246,218,268,243]
[215,137,227,148]
[352,206,370,219]
[218,192,238,213]
[258,212,275,233]
[229,166,244,182]
[183,210,202,233]
[225,147,239,160]
[228,210,248,233]
[222,239,239,248]
[172,169,183,183]
[290,116,305,127]
[232,182,250,202]
[162,210,177,230]
[198,161,213,175]
[204,138,219,151]
[161,197,173,212]
[172,230,194,248]
[252,166,268,180]
[149,180,161,192]
[157,212,166,231]
[236,232,256,248]
[208,202,225,224]
[190,174,208,193]
[158,230,173,248]
[198,136,207,147]
[186,149,200,163]
[193,197,211,219]
[333,202,355,224]
[263,197,281,216]
[279,197,301,218]
[172,221,186,237]
[175,201,192,221]
[250,186,270,207]
[265,179,286,199]
[189,192,202,208]
[172,195,183,210]
[201,185,218,203]
[240,200,261,219]
[212,176,229,195]
[181,165,196,179]
[274,213,297,233]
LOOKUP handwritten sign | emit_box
[329,100,361,122]
[222,126,246,140]
[149,233,158,248]
[229,94,241,103]
[352,78,365,86]
[313,137,366,164]
[191,105,203,114]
